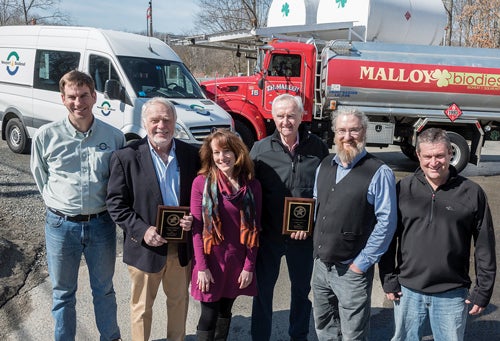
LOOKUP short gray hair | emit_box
[272,94,304,117]
[141,97,177,122]
[332,107,368,131]
[416,128,452,153]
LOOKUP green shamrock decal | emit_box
[336,0,348,8]
[282,2,290,17]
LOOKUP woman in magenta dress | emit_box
[190,129,262,341]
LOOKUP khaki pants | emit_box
[128,244,191,341]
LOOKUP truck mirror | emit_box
[258,77,264,90]
[104,79,122,100]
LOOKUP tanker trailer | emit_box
[321,40,500,172]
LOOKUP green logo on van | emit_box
[97,101,115,116]
[189,104,210,116]
[2,51,25,76]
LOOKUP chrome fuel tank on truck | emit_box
[321,40,500,122]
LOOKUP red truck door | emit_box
[263,52,305,113]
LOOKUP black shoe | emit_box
[214,316,231,341]
[197,329,215,341]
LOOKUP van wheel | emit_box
[6,118,30,154]
[447,131,469,173]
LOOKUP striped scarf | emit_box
[201,170,259,254]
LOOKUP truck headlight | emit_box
[174,123,190,140]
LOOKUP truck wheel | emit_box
[6,118,30,154]
[235,120,255,149]
[447,131,469,173]
[400,143,418,161]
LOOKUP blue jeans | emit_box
[312,258,374,341]
[45,209,120,341]
[392,285,468,341]
[251,237,314,341]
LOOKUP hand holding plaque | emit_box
[156,205,190,242]
[282,197,315,235]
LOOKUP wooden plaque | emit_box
[282,197,315,235]
[156,205,190,242]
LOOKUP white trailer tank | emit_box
[267,0,320,26]
[266,0,446,45]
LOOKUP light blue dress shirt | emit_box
[148,139,180,206]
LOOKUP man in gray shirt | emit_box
[31,70,124,341]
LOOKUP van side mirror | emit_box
[104,79,122,100]
[200,84,208,96]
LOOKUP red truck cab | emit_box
[201,41,323,147]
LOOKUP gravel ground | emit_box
[1,139,499,340]
[0,140,47,338]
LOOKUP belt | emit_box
[321,260,347,271]
[48,207,107,222]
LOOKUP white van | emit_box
[0,25,233,153]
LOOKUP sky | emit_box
[55,0,199,35]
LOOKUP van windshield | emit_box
[118,56,205,99]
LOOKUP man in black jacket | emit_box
[379,128,496,341]
[106,97,200,341]
[250,94,329,341]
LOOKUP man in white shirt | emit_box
[31,70,124,341]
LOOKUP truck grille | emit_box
[190,125,232,142]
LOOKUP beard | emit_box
[335,139,365,165]
[152,133,173,150]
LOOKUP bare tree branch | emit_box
[0,0,68,25]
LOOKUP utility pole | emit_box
[147,1,153,36]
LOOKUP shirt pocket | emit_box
[89,147,113,181]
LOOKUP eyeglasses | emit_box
[335,127,363,137]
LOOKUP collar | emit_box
[333,149,367,169]
[280,133,299,153]
[414,165,459,189]
[148,138,176,157]
[271,126,308,150]
[64,116,95,137]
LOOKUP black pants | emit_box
[198,297,235,331]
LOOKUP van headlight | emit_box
[174,123,190,140]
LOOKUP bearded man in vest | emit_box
[311,108,397,340]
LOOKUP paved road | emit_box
[4,143,500,341]
[3,249,391,341]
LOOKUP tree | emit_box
[442,0,500,48]
[0,0,22,25]
[457,0,500,48]
[186,0,272,75]
[0,0,68,26]
[173,43,237,78]
[442,0,454,46]
[195,0,272,33]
